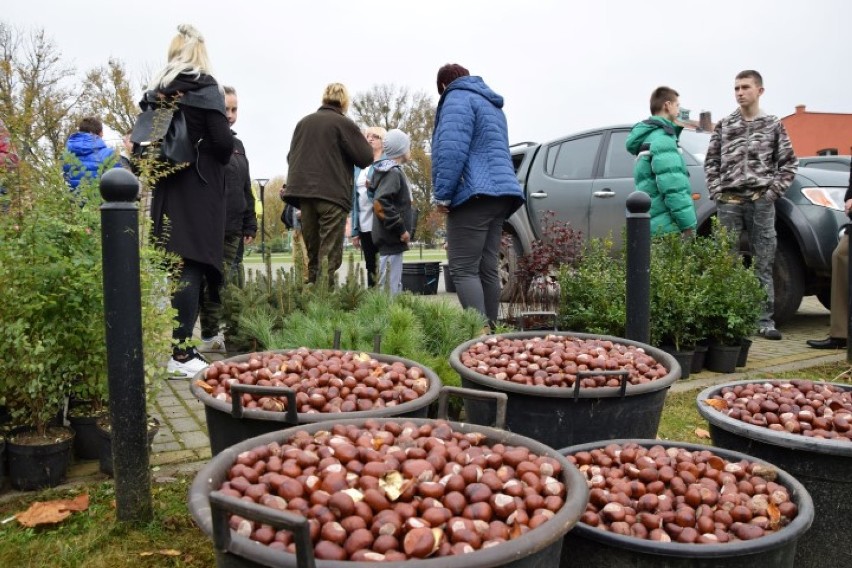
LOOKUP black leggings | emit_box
[359,230,380,287]
[172,258,221,356]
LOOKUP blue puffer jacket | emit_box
[431,76,524,210]
[62,132,119,191]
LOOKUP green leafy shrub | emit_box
[557,237,626,336]
[0,167,175,435]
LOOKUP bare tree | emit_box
[351,84,440,244]
[0,22,79,168]
[78,58,142,137]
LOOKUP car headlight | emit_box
[801,186,847,210]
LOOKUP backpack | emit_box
[130,92,196,164]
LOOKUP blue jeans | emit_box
[717,197,776,328]
[378,253,403,295]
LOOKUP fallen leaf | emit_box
[15,493,89,527]
[694,428,711,439]
[703,398,728,411]
[139,550,182,557]
[195,380,215,394]
[379,471,404,501]
[767,502,782,529]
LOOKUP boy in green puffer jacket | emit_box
[626,86,697,236]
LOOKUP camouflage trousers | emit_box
[199,233,242,338]
[299,198,348,286]
[717,197,776,329]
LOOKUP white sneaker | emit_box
[167,354,208,379]
[199,333,227,354]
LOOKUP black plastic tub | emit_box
[191,351,443,455]
[189,413,589,568]
[449,332,680,449]
[558,439,814,568]
[697,380,852,568]
[401,261,440,295]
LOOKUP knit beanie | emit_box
[383,129,410,160]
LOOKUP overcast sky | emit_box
[6,0,851,179]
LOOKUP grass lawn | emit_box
[1,362,850,565]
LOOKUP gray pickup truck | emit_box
[501,124,850,324]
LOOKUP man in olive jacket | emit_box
[284,83,373,285]
[626,86,697,237]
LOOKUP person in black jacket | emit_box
[807,160,852,349]
[198,85,256,354]
[371,129,414,295]
[147,24,234,378]
[283,83,373,285]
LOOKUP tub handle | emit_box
[209,490,316,568]
[518,310,558,331]
[437,386,507,429]
[229,383,299,424]
[575,370,630,399]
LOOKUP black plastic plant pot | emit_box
[449,332,680,449]
[6,426,75,491]
[696,380,852,568]
[188,408,589,567]
[190,351,443,456]
[558,439,814,568]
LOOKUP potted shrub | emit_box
[557,236,626,337]
[0,163,176,486]
[698,225,765,373]
[506,212,583,329]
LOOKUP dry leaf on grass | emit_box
[139,549,181,557]
[15,493,89,527]
[694,428,711,439]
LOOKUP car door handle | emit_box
[530,192,548,199]
[593,189,616,198]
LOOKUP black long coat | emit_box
[149,74,234,277]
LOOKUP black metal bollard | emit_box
[99,168,152,522]
[625,192,651,344]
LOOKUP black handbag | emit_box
[130,94,196,164]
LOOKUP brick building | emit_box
[781,105,852,156]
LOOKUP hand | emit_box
[681,228,694,239]
[400,231,410,244]
[351,235,361,248]
[845,199,852,215]
[244,235,254,245]
[436,205,450,215]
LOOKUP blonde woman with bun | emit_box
[146,24,234,378]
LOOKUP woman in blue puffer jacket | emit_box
[431,64,524,327]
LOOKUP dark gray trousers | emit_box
[446,195,516,326]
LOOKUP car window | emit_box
[603,131,633,179]
[547,134,602,179]
[802,160,849,172]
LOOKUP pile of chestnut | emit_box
[216,419,569,561]
[195,349,430,414]
[459,335,668,388]
[706,380,852,441]
[566,442,799,543]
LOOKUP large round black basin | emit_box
[450,332,679,449]
[189,417,590,567]
[697,379,852,568]
[191,350,442,455]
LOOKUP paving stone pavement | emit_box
[57,294,847,486]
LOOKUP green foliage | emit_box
[696,223,765,345]
[0,163,176,435]
[557,224,764,347]
[557,237,627,336]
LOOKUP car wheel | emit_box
[816,289,831,311]
[499,231,521,302]
[773,239,805,325]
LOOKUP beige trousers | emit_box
[830,234,849,338]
